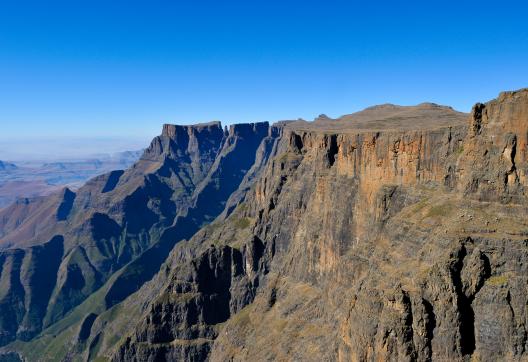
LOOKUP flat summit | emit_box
[0,89,527,362]
[288,101,468,132]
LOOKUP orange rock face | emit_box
[3,90,528,362]
[459,89,528,202]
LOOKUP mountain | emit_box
[0,161,17,171]
[108,150,145,165]
[0,150,143,208]
[0,89,527,362]
[0,121,272,356]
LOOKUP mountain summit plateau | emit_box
[0,89,527,362]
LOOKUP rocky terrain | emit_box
[0,89,526,361]
[0,151,142,208]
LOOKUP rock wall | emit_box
[459,89,528,202]
[0,122,270,348]
[111,90,527,362]
[3,90,528,362]
[208,90,527,362]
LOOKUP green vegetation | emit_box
[411,197,430,213]
[93,357,110,362]
[234,217,251,229]
[204,221,222,233]
[426,203,453,218]
[230,305,251,326]
[487,274,509,286]
[6,261,143,362]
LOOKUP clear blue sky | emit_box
[1,0,527,153]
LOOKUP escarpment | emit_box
[1,89,528,362]
[0,121,271,350]
[458,90,528,202]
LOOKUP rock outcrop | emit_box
[458,90,528,202]
[1,89,528,362]
[0,121,271,348]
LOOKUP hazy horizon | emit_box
[0,136,149,162]
[1,1,527,159]
[0,95,511,161]
[0,97,476,161]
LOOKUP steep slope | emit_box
[210,90,526,362]
[0,121,270,348]
[10,99,467,361]
[108,104,469,361]
[105,90,526,362]
[3,90,528,362]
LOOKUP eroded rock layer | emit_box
[1,89,527,362]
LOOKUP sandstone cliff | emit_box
[1,90,527,362]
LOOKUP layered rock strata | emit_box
[1,90,527,362]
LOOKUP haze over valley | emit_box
[0,1,527,361]
[0,149,142,208]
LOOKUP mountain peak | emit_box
[285,102,468,133]
[0,160,17,171]
[161,121,223,137]
[2,89,528,362]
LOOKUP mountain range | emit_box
[0,89,527,361]
[0,150,143,208]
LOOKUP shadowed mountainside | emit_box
[1,90,528,362]
[0,121,272,350]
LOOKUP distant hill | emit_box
[2,90,528,362]
[0,149,143,208]
[0,160,17,171]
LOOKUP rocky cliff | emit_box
[0,121,271,350]
[1,89,527,362]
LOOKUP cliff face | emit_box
[0,121,271,348]
[107,119,466,361]
[2,90,528,362]
[211,90,525,362]
[458,90,528,202]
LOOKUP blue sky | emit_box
[0,0,527,157]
